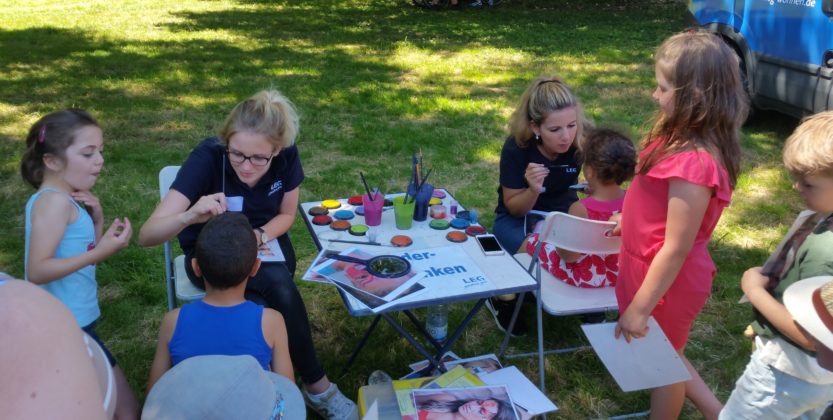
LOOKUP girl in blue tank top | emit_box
[21,109,139,418]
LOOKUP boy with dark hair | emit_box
[146,213,293,392]
[721,111,833,419]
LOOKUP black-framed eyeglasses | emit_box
[226,148,274,167]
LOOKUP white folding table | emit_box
[299,190,538,375]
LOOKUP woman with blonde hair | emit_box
[488,76,588,336]
[139,90,357,419]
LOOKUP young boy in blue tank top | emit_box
[147,213,293,392]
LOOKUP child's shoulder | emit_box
[28,189,75,220]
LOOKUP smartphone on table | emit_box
[475,234,505,256]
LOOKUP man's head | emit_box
[784,276,833,371]
[193,213,259,289]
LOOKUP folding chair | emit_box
[497,212,621,392]
[159,166,205,310]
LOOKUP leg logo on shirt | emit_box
[268,180,283,196]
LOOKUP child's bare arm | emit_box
[555,201,589,262]
[742,267,815,350]
[146,310,178,395]
[264,309,294,380]
[27,193,130,284]
[616,180,710,342]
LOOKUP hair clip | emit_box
[38,125,46,143]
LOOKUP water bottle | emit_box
[426,304,448,342]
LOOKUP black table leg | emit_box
[339,315,382,377]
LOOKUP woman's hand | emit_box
[183,193,227,225]
[95,217,133,258]
[614,304,650,343]
[524,163,549,194]
[71,190,103,226]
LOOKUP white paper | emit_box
[581,318,690,392]
[257,238,285,262]
[226,196,243,212]
[480,366,558,415]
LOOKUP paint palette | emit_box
[429,219,450,230]
[330,220,351,231]
[308,206,329,216]
[312,215,333,226]
[321,199,342,210]
[334,210,355,220]
[450,218,470,229]
[349,224,369,236]
[465,225,487,236]
[445,231,468,243]
[391,235,413,247]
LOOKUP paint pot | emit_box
[334,210,355,220]
[465,225,487,236]
[432,190,447,199]
[354,205,365,216]
[308,206,329,216]
[331,220,351,231]
[347,195,364,206]
[349,224,369,236]
[312,215,333,226]
[449,218,470,229]
[446,231,468,243]
[429,219,450,230]
[429,197,442,206]
[429,205,447,219]
[455,210,470,221]
[384,198,394,207]
[321,199,341,210]
[391,235,413,247]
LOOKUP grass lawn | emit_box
[0,0,804,418]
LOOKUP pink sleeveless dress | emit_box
[525,195,625,288]
[616,142,732,350]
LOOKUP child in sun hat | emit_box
[784,276,833,372]
[142,354,305,420]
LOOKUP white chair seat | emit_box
[513,253,618,315]
[173,255,205,301]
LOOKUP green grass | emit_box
[0,0,804,418]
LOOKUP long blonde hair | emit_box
[640,30,748,187]
[220,90,299,149]
[509,76,586,148]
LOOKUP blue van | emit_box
[689,0,833,117]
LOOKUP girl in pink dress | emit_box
[525,128,636,288]
[613,31,748,419]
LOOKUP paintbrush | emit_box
[325,239,389,247]
[359,171,374,200]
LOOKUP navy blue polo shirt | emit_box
[171,137,304,254]
[494,136,579,215]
